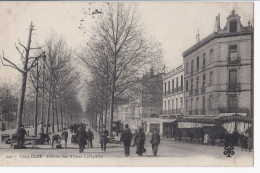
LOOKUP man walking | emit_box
[61,128,69,148]
[135,128,146,156]
[150,128,160,156]
[100,125,108,151]
[86,129,94,148]
[121,124,133,157]
[76,124,87,153]
[16,125,27,148]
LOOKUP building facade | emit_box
[182,10,253,121]
[162,65,184,117]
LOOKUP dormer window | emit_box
[230,21,237,33]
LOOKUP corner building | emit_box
[182,10,253,119]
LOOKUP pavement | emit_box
[0,128,254,166]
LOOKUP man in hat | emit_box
[99,125,108,151]
[61,128,69,148]
[16,125,27,148]
[150,128,160,156]
[121,124,133,157]
[76,124,87,153]
[135,128,146,156]
[86,128,94,148]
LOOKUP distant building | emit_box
[162,65,184,116]
[181,10,253,132]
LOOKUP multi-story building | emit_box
[162,65,184,116]
[123,68,164,132]
[182,10,253,122]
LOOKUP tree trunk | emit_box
[16,22,34,131]
[55,96,59,132]
[60,97,63,130]
[109,93,115,137]
[34,60,39,136]
[46,84,52,134]
[40,59,45,122]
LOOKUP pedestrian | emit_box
[203,133,209,145]
[87,128,94,148]
[39,121,44,134]
[52,134,61,148]
[150,128,160,156]
[132,130,137,147]
[135,128,146,156]
[100,125,109,151]
[61,128,69,148]
[121,124,133,157]
[16,125,27,148]
[247,134,253,152]
[76,124,87,153]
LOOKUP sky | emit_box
[0,1,253,84]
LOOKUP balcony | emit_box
[189,90,193,96]
[227,56,241,65]
[167,90,171,96]
[200,109,206,115]
[194,88,199,95]
[201,87,206,94]
[219,107,249,114]
[227,82,241,91]
[189,110,193,115]
[194,109,199,115]
[178,86,183,92]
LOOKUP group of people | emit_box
[74,125,94,153]
[121,124,160,157]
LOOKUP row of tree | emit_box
[1,22,82,136]
[78,3,163,136]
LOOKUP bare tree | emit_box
[0,22,44,130]
[78,3,163,136]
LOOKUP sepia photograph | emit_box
[0,1,254,167]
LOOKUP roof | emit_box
[182,31,252,57]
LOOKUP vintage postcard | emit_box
[0,1,254,166]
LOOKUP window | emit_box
[210,49,214,63]
[230,21,237,33]
[164,82,166,92]
[196,97,199,109]
[168,100,170,110]
[168,81,170,91]
[209,71,214,86]
[164,101,166,110]
[229,45,238,59]
[176,77,178,89]
[186,80,189,92]
[197,56,199,70]
[191,60,194,74]
[196,77,199,89]
[172,79,174,92]
[181,75,183,87]
[172,99,174,109]
[203,53,206,68]
[180,97,183,109]
[228,94,237,110]
[186,99,188,111]
[191,98,193,110]
[186,62,189,74]
[203,74,206,87]
[209,95,213,109]
[176,98,178,109]
[202,96,205,109]
[191,78,193,91]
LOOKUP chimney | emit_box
[196,29,200,43]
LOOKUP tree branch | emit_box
[1,51,24,73]
[18,39,27,51]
